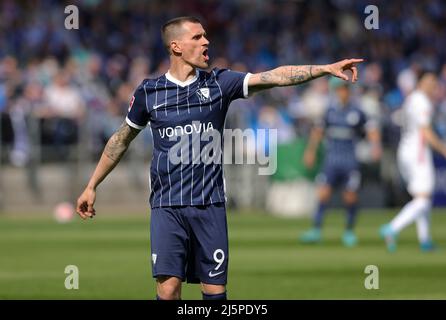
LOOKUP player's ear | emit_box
[170,40,182,55]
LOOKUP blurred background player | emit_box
[380,72,446,252]
[300,77,381,247]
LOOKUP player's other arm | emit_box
[421,126,446,158]
[248,59,364,95]
[76,122,141,219]
[303,126,324,169]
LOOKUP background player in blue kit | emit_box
[300,78,381,247]
[76,16,364,300]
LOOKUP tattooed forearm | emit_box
[250,59,363,94]
[286,66,311,84]
[250,64,329,94]
[280,65,327,85]
[83,122,141,191]
[259,65,328,87]
[104,122,140,162]
[260,71,273,82]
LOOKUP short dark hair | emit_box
[417,69,437,82]
[161,16,202,54]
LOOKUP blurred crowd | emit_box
[1,0,446,170]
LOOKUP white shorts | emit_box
[397,152,434,196]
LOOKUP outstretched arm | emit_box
[76,122,141,219]
[248,59,364,95]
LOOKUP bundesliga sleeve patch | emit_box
[128,95,135,111]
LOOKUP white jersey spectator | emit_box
[398,90,434,195]
[381,73,446,253]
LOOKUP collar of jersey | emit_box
[165,69,199,87]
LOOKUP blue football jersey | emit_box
[126,68,251,208]
[319,99,369,168]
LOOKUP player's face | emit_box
[336,86,350,105]
[178,22,210,69]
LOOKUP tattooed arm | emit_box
[76,122,141,219]
[248,59,364,94]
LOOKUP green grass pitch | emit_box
[1,209,446,299]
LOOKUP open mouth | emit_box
[203,49,209,61]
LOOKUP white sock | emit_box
[390,197,431,234]
[416,211,432,243]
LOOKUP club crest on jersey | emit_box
[347,111,360,125]
[196,87,210,102]
[128,95,135,111]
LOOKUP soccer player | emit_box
[76,16,364,300]
[380,72,446,252]
[300,77,381,247]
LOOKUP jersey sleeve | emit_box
[213,68,252,101]
[353,108,370,138]
[125,81,150,130]
[357,108,368,129]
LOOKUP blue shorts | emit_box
[150,202,228,285]
[317,163,361,191]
